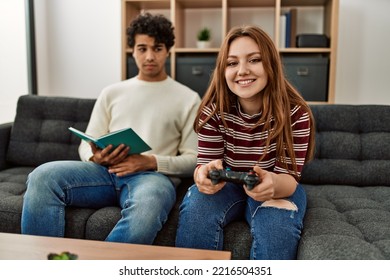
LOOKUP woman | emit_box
[175,25,315,260]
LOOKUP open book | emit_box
[69,127,151,155]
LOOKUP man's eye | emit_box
[137,48,146,52]
[154,46,164,52]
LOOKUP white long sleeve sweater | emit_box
[79,76,201,177]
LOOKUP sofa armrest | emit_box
[0,122,12,170]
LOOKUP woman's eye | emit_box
[250,58,262,63]
[227,61,237,67]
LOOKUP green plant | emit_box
[197,27,211,41]
[48,251,78,260]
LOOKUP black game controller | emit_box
[208,168,260,190]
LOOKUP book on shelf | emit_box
[279,14,287,48]
[283,8,298,48]
[289,8,298,47]
[285,11,291,48]
[69,127,151,155]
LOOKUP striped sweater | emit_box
[197,102,311,177]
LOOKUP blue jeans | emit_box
[21,160,176,244]
[175,183,306,259]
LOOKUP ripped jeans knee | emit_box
[261,199,298,211]
[245,184,307,260]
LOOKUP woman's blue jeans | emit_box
[21,161,176,244]
[176,182,306,259]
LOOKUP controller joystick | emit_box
[208,169,224,185]
[208,168,260,190]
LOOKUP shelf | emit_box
[123,0,170,9]
[281,0,330,6]
[174,48,220,53]
[228,0,275,8]
[121,0,339,103]
[279,48,331,53]
[176,0,222,9]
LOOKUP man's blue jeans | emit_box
[176,182,306,259]
[21,160,176,244]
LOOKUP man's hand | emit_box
[90,143,157,177]
[108,154,157,177]
[90,143,129,166]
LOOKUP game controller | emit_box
[208,168,260,190]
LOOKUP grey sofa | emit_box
[1,95,389,259]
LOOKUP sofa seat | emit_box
[0,167,34,233]
[299,184,390,259]
[298,104,390,259]
[1,95,390,260]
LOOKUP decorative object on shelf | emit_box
[296,34,329,48]
[196,27,211,48]
[47,251,78,260]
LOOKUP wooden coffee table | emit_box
[0,232,231,260]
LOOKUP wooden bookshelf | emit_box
[121,0,339,103]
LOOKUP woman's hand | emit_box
[244,166,276,201]
[245,166,298,201]
[194,160,225,194]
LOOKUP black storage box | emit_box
[296,34,329,48]
[127,56,171,78]
[175,55,217,97]
[282,56,329,102]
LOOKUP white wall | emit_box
[35,0,390,104]
[34,0,121,98]
[335,0,390,104]
[1,0,390,124]
[0,0,28,123]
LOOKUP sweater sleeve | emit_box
[78,92,111,162]
[154,96,201,177]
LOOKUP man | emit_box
[21,13,200,244]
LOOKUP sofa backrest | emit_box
[7,95,96,167]
[7,96,390,186]
[301,104,390,186]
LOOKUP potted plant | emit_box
[196,27,211,48]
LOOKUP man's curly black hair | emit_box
[127,13,175,50]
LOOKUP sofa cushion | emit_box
[0,167,34,233]
[301,105,390,186]
[6,95,95,167]
[298,184,390,259]
[0,123,12,170]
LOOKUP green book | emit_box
[68,127,151,155]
